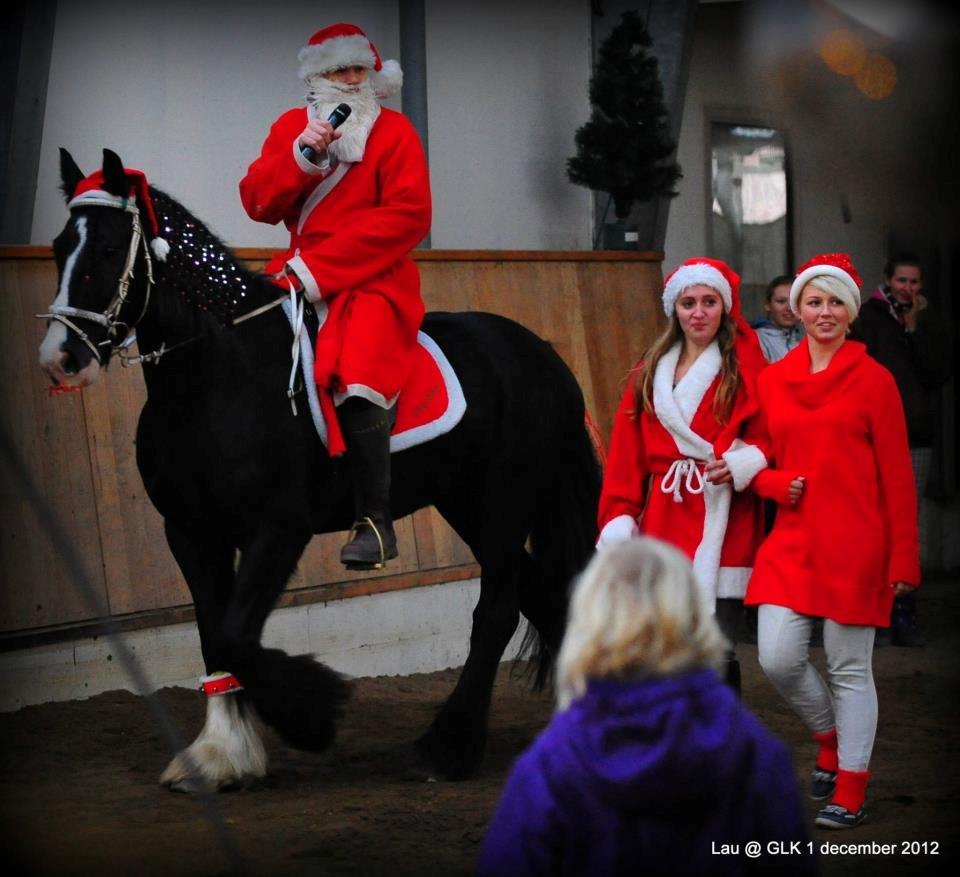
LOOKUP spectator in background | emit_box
[477,538,814,877]
[753,274,805,363]
[852,253,953,646]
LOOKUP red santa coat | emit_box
[598,341,767,606]
[745,340,920,627]
[240,106,431,412]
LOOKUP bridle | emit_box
[38,192,288,370]
[37,191,155,366]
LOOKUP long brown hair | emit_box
[634,313,741,424]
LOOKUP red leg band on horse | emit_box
[199,671,244,696]
[833,769,870,813]
[813,728,839,772]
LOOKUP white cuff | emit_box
[285,255,321,303]
[597,514,640,549]
[292,138,331,175]
[722,440,768,492]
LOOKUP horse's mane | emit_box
[149,186,275,326]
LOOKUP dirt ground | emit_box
[2,575,958,877]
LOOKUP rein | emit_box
[115,293,288,368]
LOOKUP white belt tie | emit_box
[660,458,705,503]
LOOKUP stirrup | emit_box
[342,516,394,571]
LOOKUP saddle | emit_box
[284,299,466,456]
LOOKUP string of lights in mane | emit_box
[151,188,257,326]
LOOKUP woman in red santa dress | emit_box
[597,257,769,692]
[746,253,920,830]
[240,23,431,569]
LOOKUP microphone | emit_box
[300,103,352,162]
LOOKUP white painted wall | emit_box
[0,578,527,712]
[30,0,594,251]
[425,0,593,249]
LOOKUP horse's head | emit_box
[39,148,168,387]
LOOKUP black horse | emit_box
[38,148,600,789]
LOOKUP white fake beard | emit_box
[304,76,381,163]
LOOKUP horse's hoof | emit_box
[415,721,486,781]
[165,774,217,795]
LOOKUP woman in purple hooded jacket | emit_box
[477,538,814,877]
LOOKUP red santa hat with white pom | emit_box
[297,22,403,100]
[68,168,169,262]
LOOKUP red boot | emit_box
[816,769,868,829]
[810,728,838,800]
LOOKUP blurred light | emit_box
[855,53,898,99]
[819,29,867,76]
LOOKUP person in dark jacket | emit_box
[477,538,814,877]
[852,253,953,645]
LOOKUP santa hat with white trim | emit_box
[662,256,767,371]
[297,22,403,100]
[790,252,862,320]
[68,166,169,262]
[662,257,738,317]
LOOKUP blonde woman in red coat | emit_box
[746,253,920,830]
[597,258,769,691]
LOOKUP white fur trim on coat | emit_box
[297,160,353,236]
[722,439,768,492]
[663,264,732,316]
[285,254,321,303]
[292,137,330,175]
[652,341,720,458]
[652,341,732,611]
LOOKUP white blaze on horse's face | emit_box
[39,215,102,388]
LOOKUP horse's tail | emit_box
[519,410,602,690]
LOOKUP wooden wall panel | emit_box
[80,349,190,615]
[416,256,665,441]
[0,260,110,628]
[0,248,662,639]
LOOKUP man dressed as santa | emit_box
[240,22,432,569]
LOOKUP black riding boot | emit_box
[891,593,924,647]
[338,398,398,570]
[714,599,742,697]
[723,650,742,697]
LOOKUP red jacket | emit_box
[598,341,767,604]
[745,340,920,626]
[240,106,431,407]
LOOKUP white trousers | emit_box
[757,604,877,772]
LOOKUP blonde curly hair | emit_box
[556,538,727,710]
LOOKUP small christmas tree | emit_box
[568,11,682,225]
